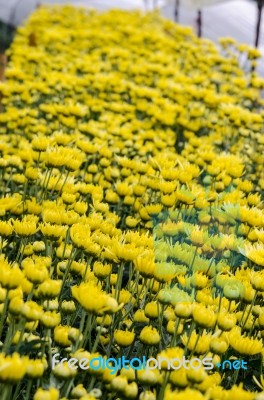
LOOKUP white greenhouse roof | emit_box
[0,0,152,27]
[0,0,244,27]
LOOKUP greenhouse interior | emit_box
[0,1,264,400]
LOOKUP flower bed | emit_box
[0,5,263,400]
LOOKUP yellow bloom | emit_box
[70,223,91,250]
[21,300,43,321]
[0,353,28,383]
[243,243,264,267]
[154,262,177,283]
[134,254,155,278]
[72,282,117,315]
[174,302,193,318]
[134,309,150,323]
[139,326,160,345]
[53,361,77,379]
[39,223,67,240]
[26,359,47,378]
[192,303,216,328]
[61,300,76,314]
[144,301,159,319]
[164,387,205,400]
[0,221,13,236]
[33,387,60,400]
[217,311,237,331]
[93,261,112,279]
[54,325,72,347]
[251,270,264,291]
[125,216,140,228]
[229,327,263,355]
[12,216,38,236]
[186,359,207,383]
[0,258,24,289]
[224,383,255,400]
[114,330,135,347]
[124,382,138,398]
[40,311,61,328]
[210,337,229,354]
[23,259,49,284]
[181,331,212,354]
[36,279,62,299]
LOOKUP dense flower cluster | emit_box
[0,5,263,400]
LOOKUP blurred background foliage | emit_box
[0,21,15,52]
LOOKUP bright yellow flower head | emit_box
[181,331,212,354]
[72,282,119,315]
[134,254,156,278]
[0,353,29,383]
[114,329,135,347]
[243,242,264,267]
[229,327,263,355]
[139,326,160,345]
[192,303,216,328]
[33,387,60,400]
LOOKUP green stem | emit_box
[81,313,94,350]
[62,227,70,260]
[25,380,33,400]
[232,357,241,384]
[188,246,198,276]
[3,318,14,352]
[14,319,26,352]
[184,320,195,355]
[115,261,125,302]
[91,316,106,353]
[88,376,96,392]
[171,317,181,347]
[189,328,202,358]
[62,379,75,398]
[74,311,86,351]
[14,239,24,264]
[241,291,257,330]
[158,370,170,400]
[59,170,70,194]
[39,167,53,201]
[12,382,21,400]
[58,247,77,303]
[0,294,9,339]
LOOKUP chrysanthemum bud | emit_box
[139,326,160,345]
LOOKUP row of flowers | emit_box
[0,5,263,400]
